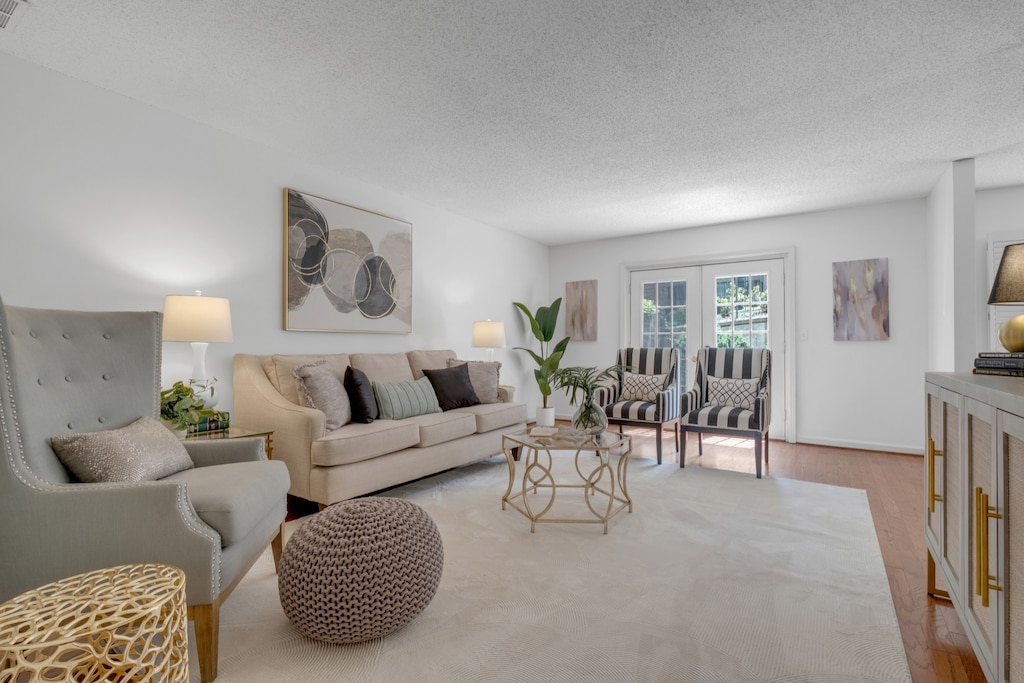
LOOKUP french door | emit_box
[628,258,786,439]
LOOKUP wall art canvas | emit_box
[285,188,412,333]
[832,257,889,341]
[566,279,598,341]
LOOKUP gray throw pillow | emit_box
[446,359,501,403]
[49,416,195,483]
[294,360,352,431]
[372,377,442,420]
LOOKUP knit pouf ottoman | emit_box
[278,497,444,644]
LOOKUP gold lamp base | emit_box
[998,314,1024,352]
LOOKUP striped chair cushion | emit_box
[681,405,762,431]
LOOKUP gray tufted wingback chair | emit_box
[0,297,290,682]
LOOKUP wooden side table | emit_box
[185,425,274,458]
[0,563,188,682]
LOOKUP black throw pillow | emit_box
[422,363,481,411]
[344,366,378,423]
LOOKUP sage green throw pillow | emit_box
[373,376,442,420]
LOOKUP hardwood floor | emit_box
[619,426,987,683]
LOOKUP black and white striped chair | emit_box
[679,347,771,478]
[594,347,679,464]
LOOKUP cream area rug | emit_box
[189,456,911,682]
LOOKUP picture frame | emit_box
[284,188,412,333]
[832,257,889,341]
[566,279,598,341]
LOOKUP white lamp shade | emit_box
[162,295,233,343]
[472,320,506,348]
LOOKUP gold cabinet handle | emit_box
[927,438,943,513]
[974,486,1003,608]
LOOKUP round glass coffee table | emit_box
[501,427,632,533]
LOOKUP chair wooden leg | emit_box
[271,522,285,573]
[697,432,703,456]
[679,426,687,468]
[655,424,663,465]
[191,602,220,683]
[754,434,762,479]
[764,434,770,474]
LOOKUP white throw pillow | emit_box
[706,376,760,410]
[621,372,667,402]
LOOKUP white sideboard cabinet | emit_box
[925,372,1024,683]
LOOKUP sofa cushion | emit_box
[344,366,379,423]
[311,421,420,467]
[447,359,502,404]
[407,349,458,379]
[263,354,350,405]
[162,459,290,546]
[294,361,351,431]
[49,416,194,483]
[350,352,415,383]
[408,411,477,447]
[373,377,442,420]
[422,364,480,411]
[451,401,529,433]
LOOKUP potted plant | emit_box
[160,380,216,437]
[552,365,621,435]
[513,297,570,427]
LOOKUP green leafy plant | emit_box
[552,365,623,434]
[513,297,571,408]
[159,380,216,430]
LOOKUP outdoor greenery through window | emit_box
[641,279,686,385]
[715,274,768,348]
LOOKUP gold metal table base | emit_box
[502,430,632,533]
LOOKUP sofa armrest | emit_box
[499,384,515,402]
[184,437,266,467]
[233,354,326,500]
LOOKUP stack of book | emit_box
[974,353,1024,377]
[186,411,231,434]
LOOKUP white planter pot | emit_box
[161,419,188,440]
[535,407,556,427]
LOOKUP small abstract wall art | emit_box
[285,188,412,333]
[832,257,889,341]
[566,279,598,341]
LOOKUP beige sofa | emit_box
[233,349,527,506]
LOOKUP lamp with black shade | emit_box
[988,243,1024,353]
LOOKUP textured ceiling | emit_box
[2,1,1023,245]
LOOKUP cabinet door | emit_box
[925,383,946,573]
[997,409,1022,683]
[934,386,964,596]
[964,398,1001,681]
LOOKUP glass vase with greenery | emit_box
[159,380,216,431]
[552,365,621,435]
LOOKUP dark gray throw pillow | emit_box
[344,366,378,423]
[423,363,481,411]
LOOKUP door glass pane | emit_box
[715,272,769,349]
[640,277,689,388]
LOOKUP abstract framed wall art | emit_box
[832,257,889,341]
[284,188,412,333]
[566,279,597,341]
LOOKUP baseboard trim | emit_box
[794,436,922,456]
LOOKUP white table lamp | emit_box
[162,291,233,407]
[472,320,506,362]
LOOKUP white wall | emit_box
[926,160,976,372]
[0,54,548,412]
[550,200,929,453]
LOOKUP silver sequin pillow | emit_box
[50,416,195,483]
